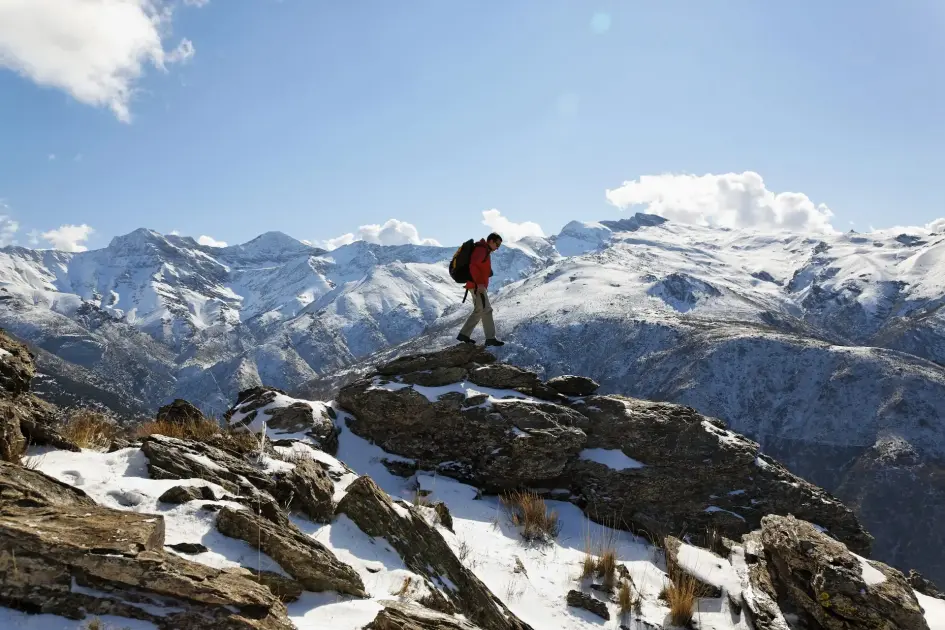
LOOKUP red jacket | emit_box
[465,239,492,290]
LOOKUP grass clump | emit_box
[134,417,221,441]
[501,490,561,542]
[665,574,698,627]
[59,408,118,450]
[391,575,413,597]
[82,618,130,630]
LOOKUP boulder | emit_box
[169,542,209,554]
[433,501,453,532]
[336,476,532,630]
[216,506,366,597]
[246,570,305,603]
[226,387,340,454]
[0,462,293,629]
[759,515,928,630]
[159,484,218,504]
[270,458,335,523]
[156,398,206,425]
[377,344,495,376]
[399,366,469,387]
[566,590,610,621]
[338,378,586,489]
[365,600,483,630]
[546,375,599,397]
[467,364,541,390]
[567,395,872,554]
[141,434,271,495]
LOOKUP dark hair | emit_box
[487,232,503,244]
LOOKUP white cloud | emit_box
[0,214,19,246]
[927,218,945,233]
[47,153,56,161]
[183,0,210,6]
[317,219,440,250]
[606,171,836,233]
[0,0,202,122]
[481,209,545,242]
[41,224,93,251]
[197,234,227,247]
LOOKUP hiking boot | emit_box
[484,338,505,347]
[457,334,476,345]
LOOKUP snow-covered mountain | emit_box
[2,215,945,582]
[0,228,551,415]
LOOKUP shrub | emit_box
[59,409,118,450]
[501,490,560,542]
[666,574,698,626]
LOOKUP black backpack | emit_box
[448,239,476,283]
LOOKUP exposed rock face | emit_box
[0,461,293,629]
[226,386,340,454]
[339,347,871,556]
[0,328,35,396]
[569,395,872,555]
[566,590,610,620]
[759,515,927,630]
[908,570,945,600]
[365,600,482,630]
[156,398,207,424]
[142,434,336,523]
[546,375,599,397]
[336,476,532,630]
[216,506,366,597]
[0,403,24,462]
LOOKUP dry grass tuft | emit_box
[596,547,618,590]
[413,491,432,507]
[501,490,561,542]
[59,409,118,450]
[618,579,633,614]
[666,574,698,626]
[392,575,413,597]
[134,417,221,441]
[224,427,265,455]
[82,618,130,630]
[581,547,597,579]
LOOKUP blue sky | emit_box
[0,0,943,251]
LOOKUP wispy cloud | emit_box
[0,0,204,122]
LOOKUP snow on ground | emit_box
[579,448,645,470]
[677,543,742,599]
[0,610,159,630]
[853,553,888,586]
[16,400,762,630]
[916,590,945,630]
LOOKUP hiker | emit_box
[455,233,505,347]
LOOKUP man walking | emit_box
[457,232,505,347]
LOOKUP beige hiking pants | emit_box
[460,290,495,340]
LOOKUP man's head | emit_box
[486,232,502,251]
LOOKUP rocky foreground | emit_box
[0,330,942,630]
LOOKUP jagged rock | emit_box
[568,395,872,554]
[159,484,218,504]
[546,375,599,397]
[365,600,482,629]
[270,458,335,523]
[336,476,532,630]
[0,329,36,395]
[663,536,722,598]
[108,437,134,452]
[339,377,586,489]
[433,501,453,532]
[566,590,610,620]
[0,401,25,462]
[156,398,206,425]
[400,366,469,387]
[141,434,271,496]
[169,542,209,554]
[376,344,495,376]
[216,506,366,597]
[468,364,541,390]
[245,570,305,603]
[760,515,927,630]
[0,462,293,629]
[226,387,340,455]
[908,570,945,600]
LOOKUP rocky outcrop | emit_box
[908,570,945,600]
[159,484,219,504]
[758,515,927,630]
[226,386,340,454]
[0,328,35,396]
[271,457,334,522]
[216,506,365,597]
[157,398,206,424]
[336,476,532,630]
[566,590,610,620]
[568,395,872,554]
[0,461,293,629]
[365,601,483,629]
[339,346,871,556]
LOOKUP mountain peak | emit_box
[106,228,168,253]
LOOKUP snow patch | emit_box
[579,448,645,470]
